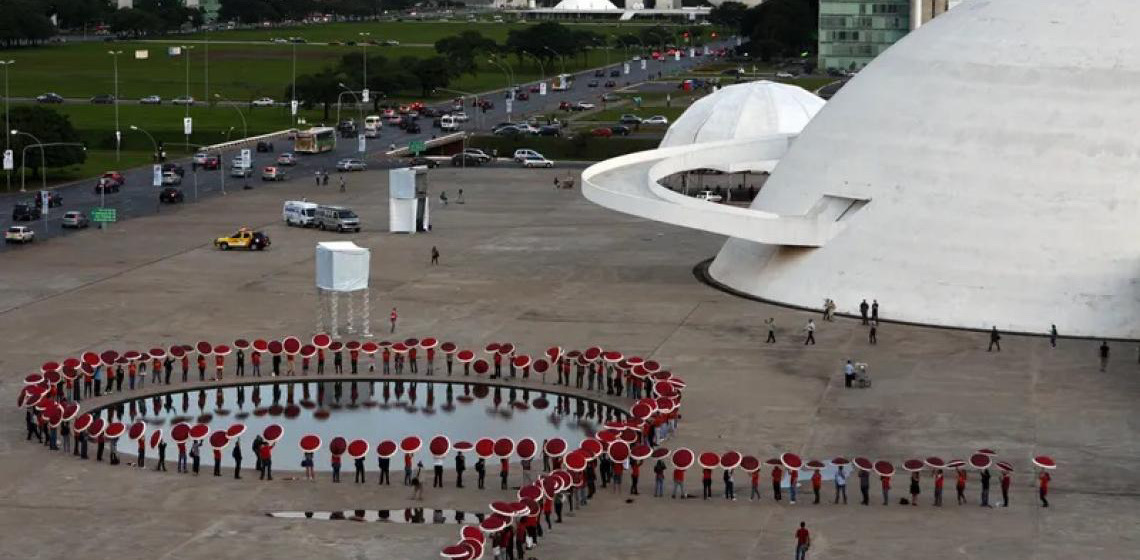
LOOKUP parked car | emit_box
[604,80,616,88]
[520,155,554,168]
[276,152,297,166]
[529,85,540,93]
[462,148,493,163]
[12,202,41,221]
[261,166,287,181]
[494,125,524,137]
[594,70,605,77]
[34,191,63,208]
[90,94,115,104]
[161,171,182,186]
[336,158,367,172]
[609,125,632,136]
[171,96,195,106]
[602,93,621,102]
[775,71,796,79]
[574,101,596,111]
[516,92,529,101]
[36,92,64,104]
[696,190,723,202]
[251,97,275,107]
[591,127,614,138]
[451,112,469,123]
[642,115,669,125]
[315,205,361,233]
[559,101,573,111]
[513,149,544,163]
[610,69,621,77]
[407,156,439,168]
[5,225,35,244]
[159,186,185,203]
[619,114,642,124]
[61,211,89,228]
[140,95,162,104]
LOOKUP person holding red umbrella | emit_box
[956,468,968,505]
[137,436,146,469]
[316,347,325,375]
[180,352,189,382]
[331,449,342,482]
[408,346,418,374]
[750,468,761,501]
[493,351,503,379]
[1038,470,1050,507]
[197,353,206,381]
[333,347,343,374]
[933,469,944,506]
[215,354,225,381]
[908,471,920,506]
[177,439,188,473]
[771,464,783,502]
[672,465,686,498]
[980,468,993,508]
[350,346,360,374]
[404,452,414,485]
[811,469,822,504]
[259,442,273,480]
[382,345,391,375]
[213,445,223,476]
[789,468,799,504]
[475,456,486,489]
[880,473,890,505]
[251,350,261,377]
[232,438,243,479]
[128,360,137,391]
[426,346,435,375]
[500,457,510,490]
[235,348,245,377]
[701,465,713,499]
[1000,468,1011,507]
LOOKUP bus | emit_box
[293,127,337,154]
[552,74,572,91]
[364,115,382,138]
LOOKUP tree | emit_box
[218,0,279,24]
[435,31,498,77]
[288,66,345,121]
[709,0,747,30]
[107,8,163,37]
[7,106,86,177]
[740,0,816,61]
[411,56,451,97]
[640,25,675,49]
[52,0,113,32]
[0,0,56,47]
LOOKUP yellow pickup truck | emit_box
[214,227,271,251]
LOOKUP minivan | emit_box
[315,205,361,232]
[283,200,318,227]
[440,115,459,131]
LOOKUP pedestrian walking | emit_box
[1049,324,1057,348]
[476,457,486,489]
[232,438,243,479]
[794,522,811,560]
[909,471,920,506]
[1038,470,1050,507]
[803,319,816,345]
[980,468,993,507]
[771,464,783,501]
[1099,340,1110,372]
[860,299,869,325]
[859,468,870,505]
[390,307,398,334]
[871,300,879,322]
[834,465,847,504]
[431,246,440,265]
[869,322,878,344]
[765,318,776,343]
[457,188,465,204]
[500,457,510,490]
[338,175,346,192]
[956,468,967,505]
[988,326,1001,352]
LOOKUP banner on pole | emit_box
[623,62,630,75]
[240,149,251,168]
[152,164,162,187]
[362,88,370,103]
[539,82,547,96]
[357,133,366,153]
[183,117,193,135]
[2,149,12,171]
[640,59,646,70]
[291,100,299,116]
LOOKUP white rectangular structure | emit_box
[315,241,370,292]
[388,167,430,233]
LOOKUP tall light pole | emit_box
[291,39,302,125]
[214,94,248,139]
[203,28,209,103]
[128,125,158,160]
[108,50,122,162]
[337,84,365,154]
[10,129,43,193]
[359,32,371,91]
[490,55,515,87]
[1,60,13,193]
[182,45,194,155]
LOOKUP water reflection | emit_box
[267,508,483,524]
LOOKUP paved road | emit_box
[0,44,724,252]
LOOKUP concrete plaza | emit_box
[0,164,1137,560]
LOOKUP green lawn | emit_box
[180,21,679,45]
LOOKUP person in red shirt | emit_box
[128,361,138,390]
[629,459,641,495]
[750,468,761,501]
[331,451,342,482]
[542,495,553,528]
[214,354,225,380]
[350,348,360,374]
[500,457,510,489]
[492,352,502,379]
[880,474,891,505]
[389,307,398,334]
[212,446,222,476]
[382,347,391,375]
[514,520,526,558]
[1038,471,1050,507]
[426,347,435,375]
[811,469,822,504]
[1000,470,1012,507]
[302,354,311,375]
[771,465,783,501]
[180,354,189,382]
[404,453,414,485]
[672,467,685,498]
[259,443,273,480]
[701,467,713,499]
[794,522,811,560]
[196,354,206,381]
[612,460,624,493]
[408,347,418,374]
[316,348,325,375]
[789,468,799,504]
[251,351,261,377]
[956,468,968,505]
[933,468,945,506]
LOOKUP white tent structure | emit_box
[551,0,619,10]
[660,81,824,148]
[315,241,372,338]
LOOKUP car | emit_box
[602,93,621,102]
[494,125,524,137]
[775,71,796,79]
[538,125,562,137]
[61,211,89,228]
[420,107,442,118]
[383,40,400,46]
[276,152,297,166]
[36,92,64,104]
[200,155,220,170]
[604,80,616,88]
[642,115,669,125]
[193,152,210,166]
[529,85,540,93]
[462,148,493,163]
[162,162,184,177]
[521,155,554,168]
[159,186,185,203]
[161,171,182,186]
[171,96,195,106]
[574,101,596,111]
[90,94,115,104]
[5,226,35,244]
[407,156,439,168]
[230,166,253,178]
[34,191,63,208]
[516,92,529,101]
[696,190,723,202]
[590,127,614,138]
[336,158,367,172]
[290,37,307,44]
[594,70,605,77]
[587,80,599,88]
[451,153,484,167]
[102,171,125,184]
[451,112,469,123]
[140,95,162,104]
[619,114,642,124]
[610,69,621,77]
[513,149,544,162]
[609,125,631,136]
[256,140,275,152]
[12,202,41,221]
[559,101,573,111]
[94,178,120,194]
[261,166,287,181]
[214,227,270,250]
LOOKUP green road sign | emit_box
[90,208,117,223]
[409,141,426,155]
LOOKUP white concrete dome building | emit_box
[660,81,825,148]
[709,0,1140,338]
[551,0,619,10]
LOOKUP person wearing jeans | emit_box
[671,468,685,498]
[834,466,848,504]
[794,522,811,560]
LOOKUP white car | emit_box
[172,96,195,106]
[575,101,596,110]
[521,155,554,168]
[452,112,469,123]
[775,71,796,79]
[252,97,275,107]
[161,171,182,186]
[513,149,543,163]
[276,152,297,166]
[642,115,669,125]
[193,152,210,165]
[230,166,253,178]
[696,190,722,202]
[5,226,35,244]
[140,95,162,104]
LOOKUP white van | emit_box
[440,114,459,131]
[283,200,318,227]
[364,115,382,138]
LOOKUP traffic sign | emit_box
[183,117,193,135]
[90,208,117,223]
[240,149,251,168]
[291,100,299,116]
[362,88,370,103]
[357,133,366,153]
[640,59,647,70]
[623,62,630,75]
[539,82,547,96]
[505,97,513,115]
[39,191,50,216]
[409,141,425,155]
[3,149,12,171]
[152,164,162,187]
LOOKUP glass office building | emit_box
[819,0,912,71]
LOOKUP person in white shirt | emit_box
[843,360,856,388]
[804,320,817,345]
[432,456,445,488]
[834,465,848,504]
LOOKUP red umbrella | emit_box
[209,430,230,449]
[516,438,537,460]
[300,344,317,359]
[453,441,475,453]
[946,459,967,469]
[299,434,322,453]
[533,359,549,375]
[195,341,213,355]
[653,381,677,398]
[924,457,946,469]
[479,514,509,533]
[874,461,895,477]
[400,436,422,454]
[267,340,284,355]
[619,429,639,444]
[1032,456,1056,470]
[214,344,232,357]
[430,435,451,457]
[171,422,190,442]
[475,438,495,459]
[282,336,301,355]
[671,448,694,470]
[596,430,618,444]
[420,338,439,349]
[584,347,601,361]
[376,440,398,458]
[41,360,60,373]
[88,418,106,438]
[805,460,826,470]
[903,459,924,472]
[330,437,348,455]
[651,447,670,459]
[721,451,742,470]
[484,343,501,354]
[512,355,531,369]
[542,476,561,497]
[82,351,100,367]
[741,455,761,473]
[189,424,209,440]
[123,351,141,362]
[996,461,1014,473]
[460,540,482,560]
[226,424,246,438]
[489,501,516,516]
[43,371,61,385]
[564,451,586,472]
[630,444,652,461]
[969,453,992,469]
[580,438,603,457]
[104,421,126,439]
[655,397,675,412]
[73,413,93,434]
[170,345,186,358]
[456,350,475,363]
[853,457,873,471]
[312,334,332,349]
[99,350,119,366]
[345,341,361,351]
[518,484,542,502]
[149,429,164,449]
[609,441,630,462]
[473,360,489,375]
[630,402,654,420]
[361,341,379,354]
[698,451,720,469]
[232,339,250,351]
[545,346,563,362]
[831,456,851,466]
[262,424,284,443]
[128,421,147,441]
[977,448,997,457]
[544,438,567,457]
[780,452,803,470]
[643,360,661,373]
[61,402,80,422]
[348,439,369,459]
[631,366,649,380]
[493,437,515,458]
[404,337,420,348]
[460,525,484,543]
[252,339,269,353]
[440,545,468,559]
[441,342,458,354]
[497,343,515,356]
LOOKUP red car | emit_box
[516,92,530,101]
[559,101,573,111]
[529,85,540,93]
[102,171,125,184]
[590,127,613,138]
[201,155,221,170]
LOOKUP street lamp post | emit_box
[1,60,13,193]
[359,32,371,92]
[543,46,567,77]
[128,124,158,160]
[522,50,545,84]
[10,129,43,193]
[108,51,122,161]
[337,84,365,153]
[214,94,248,139]
[182,45,194,154]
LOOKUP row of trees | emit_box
[291,53,451,119]
[712,0,817,61]
[0,0,57,47]
[4,106,87,177]
[217,0,394,25]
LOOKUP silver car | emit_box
[61,211,89,229]
[336,158,367,171]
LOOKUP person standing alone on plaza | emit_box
[1038,470,1050,507]
[844,360,856,388]
[390,307,399,334]
[988,327,1002,352]
[431,246,439,265]
[1050,324,1058,348]
[765,318,776,343]
[871,300,879,322]
[1099,340,1110,372]
[833,465,847,504]
[869,322,878,345]
[803,320,816,346]
[860,299,870,325]
[794,522,811,560]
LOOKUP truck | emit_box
[364,115,382,138]
[214,227,271,250]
